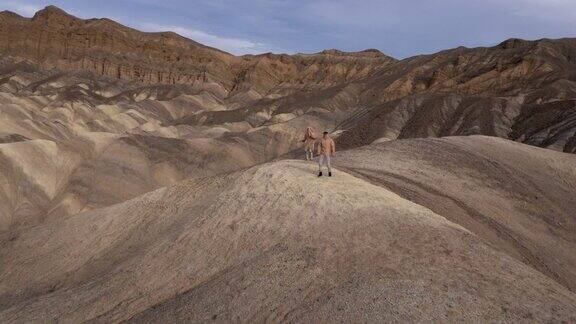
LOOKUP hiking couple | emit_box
[302,127,335,177]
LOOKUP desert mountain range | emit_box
[0,6,575,322]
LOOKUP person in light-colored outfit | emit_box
[317,131,335,177]
[302,127,317,161]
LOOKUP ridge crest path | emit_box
[1,159,575,322]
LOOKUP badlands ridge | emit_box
[0,6,575,323]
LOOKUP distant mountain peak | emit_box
[318,48,393,59]
[37,5,67,14]
[32,5,78,22]
[497,38,531,50]
[0,10,23,18]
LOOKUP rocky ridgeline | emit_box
[0,6,395,94]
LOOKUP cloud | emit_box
[0,1,41,16]
[302,0,401,28]
[506,0,576,24]
[2,0,574,58]
[139,23,273,55]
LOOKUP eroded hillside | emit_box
[1,137,575,322]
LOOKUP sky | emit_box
[1,0,575,58]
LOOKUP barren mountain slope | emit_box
[0,6,398,232]
[2,7,575,155]
[0,58,336,231]
[336,136,576,292]
[1,137,576,323]
[0,6,394,98]
[174,36,576,152]
[1,6,575,156]
[1,6,575,234]
[337,38,576,151]
[0,133,263,231]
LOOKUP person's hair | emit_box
[323,131,328,135]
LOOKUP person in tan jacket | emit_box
[317,131,335,177]
[302,127,317,161]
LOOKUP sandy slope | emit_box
[336,136,576,292]
[1,147,576,322]
[0,133,260,232]
[0,60,337,231]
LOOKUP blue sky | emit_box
[1,0,575,58]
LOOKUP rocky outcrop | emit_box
[0,6,395,96]
[0,6,236,86]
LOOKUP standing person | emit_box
[317,131,335,177]
[302,127,317,161]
